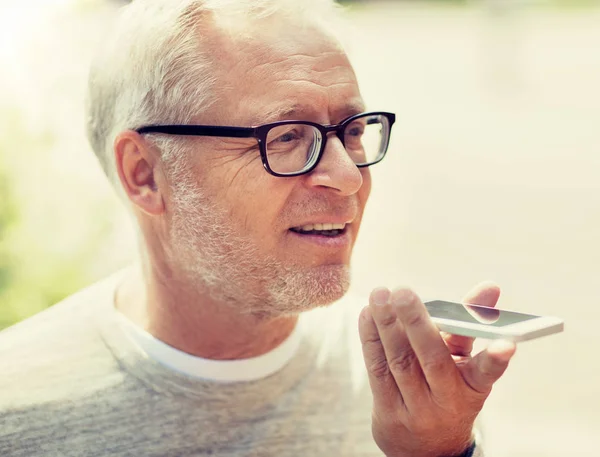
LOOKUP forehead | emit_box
[209,23,364,125]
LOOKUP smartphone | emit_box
[423,300,564,342]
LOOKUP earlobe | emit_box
[114,131,165,216]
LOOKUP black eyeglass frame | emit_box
[135,111,396,177]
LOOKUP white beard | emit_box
[166,162,350,316]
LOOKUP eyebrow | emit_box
[260,105,304,124]
[258,101,367,126]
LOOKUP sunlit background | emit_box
[1,0,599,455]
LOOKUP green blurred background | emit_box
[1,0,599,455]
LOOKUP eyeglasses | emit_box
[135,111,396,177]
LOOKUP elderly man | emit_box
[0,0,516,456]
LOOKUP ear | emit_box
[114,131,165,216]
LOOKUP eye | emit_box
[276,131,300,143]
[345,121,365,138]
[266,125,308,150]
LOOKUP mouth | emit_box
[289,222,348,237]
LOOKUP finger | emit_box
[369,288,429,411]
[461,339,516,395]
[358,290,404,414]
[391,287,457,392]
[443,281,501,357]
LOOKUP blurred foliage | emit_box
[0,155,18,310]
[0,0,134,331]
[0,113,115,330]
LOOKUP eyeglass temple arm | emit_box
[135,125,256,138]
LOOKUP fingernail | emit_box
[370,287,391,307]
[390,287,419,308]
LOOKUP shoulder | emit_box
[0,271,126,409]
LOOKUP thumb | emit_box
[462,340,516,394]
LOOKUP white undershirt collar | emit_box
[115,311,303,383]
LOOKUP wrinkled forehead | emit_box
[202,19,363,126]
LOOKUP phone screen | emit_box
[425,301,540,327]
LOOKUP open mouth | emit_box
[289,223,347,237]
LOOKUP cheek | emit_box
[200,153,263,204]
[217,169,295,237]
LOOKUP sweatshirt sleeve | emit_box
[471,442,484,457]
[471,420,485,457]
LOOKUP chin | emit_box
[309,265,351,306]
[265,264,351,315]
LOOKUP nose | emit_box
[304,134,363,195]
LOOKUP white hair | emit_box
[85,0,345,185]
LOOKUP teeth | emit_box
[296,223,347,232]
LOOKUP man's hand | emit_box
[358,283,516,457]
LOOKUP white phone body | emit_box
[424,300,564,342]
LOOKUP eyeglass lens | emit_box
[264,114,390,174]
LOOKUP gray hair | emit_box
[85,0,344,186]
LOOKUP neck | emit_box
[115,263,298,360]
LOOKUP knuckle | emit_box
[404,310,425,328]
[478,358,507,382]
[376,311,397,328]
[368,357,391,379]
[388,350,417,375]
[421,356,447,374]
[480,366,498,381]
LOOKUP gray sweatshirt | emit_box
[0,273,482,456]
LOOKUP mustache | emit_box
[279,196,360,221]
